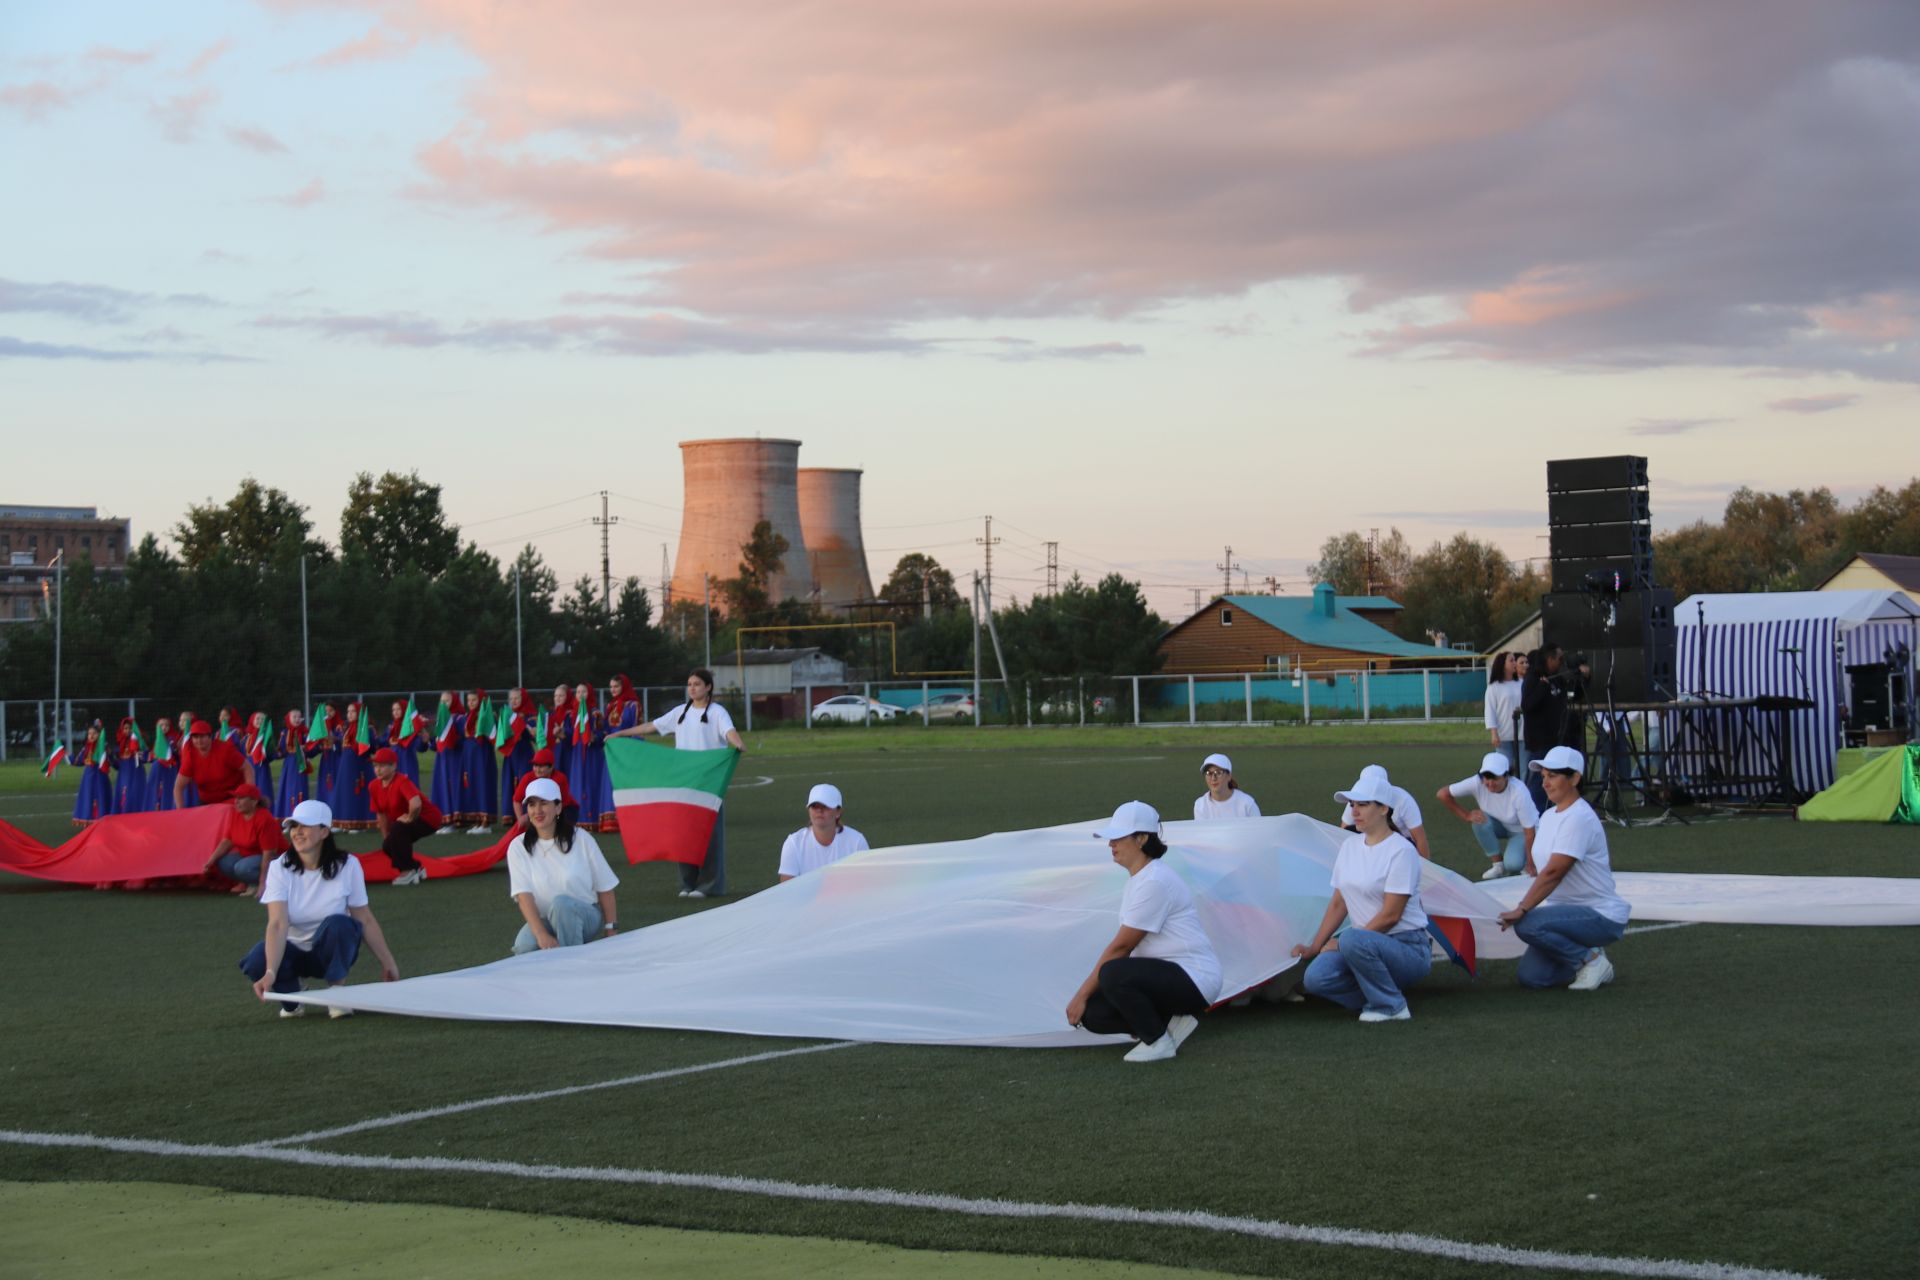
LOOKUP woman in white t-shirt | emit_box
[509,777,620,953]
[1292,774,1431,1022]
[608,667,743,898]
[1192,752,1261,820]
[1497,746,1630,991]
[1485,653,1522,766]
[778,783,869,882]
[239,799,400,1019]
[1065,801,1222,1063]
[1337,764,1431,859]
[1433,750,1539,880]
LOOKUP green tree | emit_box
[173,478,321,569]
[1396,534,1515,651]
[1306,528,1411,600]
[718,520,790,622]
[1838,480,1920,558]
[879,553,962,612]
[340,470,462,578]
[997,573,1166,677]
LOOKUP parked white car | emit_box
[909,691,977,721]
[811,695,902,724]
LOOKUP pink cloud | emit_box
[272,178,327,207]
[228,125,290,154]
[0,82,70,121]
[291,25,418,70]
[85,45,156,66]
[150,88,216,143]
[1769,393,1862,413]
[184,39,234,78]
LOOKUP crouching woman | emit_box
[1065,801,1222,1063]
[240,799,401,1018]
[508,778,620,954]
[1292,773,1431,1022]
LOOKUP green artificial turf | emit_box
[2,740,1917,1279]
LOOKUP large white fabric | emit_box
[286,815,1920,1043]
[1478,872,1920,927]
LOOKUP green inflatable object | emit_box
[1798,745,1920,823]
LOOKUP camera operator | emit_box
[1520,645,1582,811]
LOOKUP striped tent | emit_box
[1672,589,1920,797]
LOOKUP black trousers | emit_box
[1081,957,1207,1044]
[382,817,436,871]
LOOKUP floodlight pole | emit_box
[300,555,311,717]
[50,551,64,742]
[703,573,712,669]
[514,562,524,689]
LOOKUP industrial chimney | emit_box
[796,468,875,610]
[671,438,811,609]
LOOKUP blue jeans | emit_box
[679,805,727,896]
[216,851,264,884]
[1303,927,1432,1016]
[239,914,364,1012]
[1514,905,1627,988]
[512,894,604,954]
[1471,818,1527,874]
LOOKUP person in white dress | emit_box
[778,783,870,881]
[607,667,744,898]
[238,800,400,1019]
[1192,752,1261,820]
[509,778,620,954]
[1065,801,1222,1063]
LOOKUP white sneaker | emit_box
[1167,1014,1199,1047]
[1480,863,1510,881]
[391,868,425,887]
[685,889,706,899]
[1569,949,1615,991]
[278,1003,305,1019]
[435,825,455,836]
[1123,1034,1179,1063]
[676,890,691,898]
[1358,1005,1412,1023]
[465,824,491,835]
[328,1004,354,1020]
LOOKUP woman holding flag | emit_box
[148,716,182,812]
[548,684,577,778]
[244,711,275,800]
[323,702,375,831]
[609,667,744,899]
[275,709,313,818]
[111,717,150,814]
[596,674,641,832]
[217,707,245,753]
[495,687,534,825]
[570,682,607,828]
[388,697,425,784]
[71,722,113,825]
[175,708,200,807]
[456,688,496,833]
[428,690,462,833]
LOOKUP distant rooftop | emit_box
[1205,592,1464,660]
[0,506,102,521]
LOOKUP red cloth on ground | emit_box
[368,773,444,829]
[223,804,288,856]
[0,808,229,883]
[179,738,250,803]
[513,768,576,809]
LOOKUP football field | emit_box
[2,731,1916,1279]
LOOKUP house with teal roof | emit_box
[1158,583,1474,674]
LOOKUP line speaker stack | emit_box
[1542,455,1675,702]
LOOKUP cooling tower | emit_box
[797,468,875,609]
[671,438,811,608]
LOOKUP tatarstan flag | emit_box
[152,722,172,763]
[532,709,548,750]
[128,721,147,754]
[493,705,518,755]
[305,707,328,746]
[90,733,109,770]
[605,738,739,866]
[434,700,455,751]
[401,694,425,742]
[41,742,67,779]
[352,710,373,755]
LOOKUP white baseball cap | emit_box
[525,778,563,802]
[1334,775,1395,808]
[286,799,333,829]
[1479,751,1513,777]
[1201,753,1233,774]
[1359,764,1390,785]
[807,783,843,809]
[1093,800,1162,840]
[1529,745,1587,774]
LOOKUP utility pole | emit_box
[593,490,619,608]
[1217,545,1237,596]
[299,554,310,718]
[977,515,1001,609]
[49,551,63,744]
[1044,541,1059,596]
[1191,587,1204,615]
[513,561,524,689]
[1263,575,1282,595]
[702,573,712,669]
[660,543,672,611]
[1365,527,1379,597]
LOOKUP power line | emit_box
[464,492,600,528]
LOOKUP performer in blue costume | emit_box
[244,711,275,801]
[110,718,149,814]
[596,673,641,831]
[148,717,181,812]
[455,688,497,832]
[72,723,113,826]
[174,707,200,807]
[495,687,534,824]
[569,682,607,828]
[324,702,375,830]
[274,708,314,818]
[426,689,461,832]
[386,698,424,784]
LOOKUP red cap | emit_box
[371,747,398,765]
[232,783,262,801]
[190,720,213,736]
[531,748,555,766]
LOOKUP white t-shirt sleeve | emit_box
[580,831,620,894]
[707,704,737,737]
[1383,843,1421,897]
[342,857,369,909]
[777,830,806,878]
[1540,803,1600,864]
[1237,791,1261,817]
[1395,790,1425,831]
[507,841,534,899]
[843,827,870,856]
[650,708,680,737]
[1193,795,1207,821]
[1448,776,1480,801]
[1513,786,1541,828]
[260,857,290,905]
[1119,871,1174,934]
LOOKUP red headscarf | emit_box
[323,704,344,739]
[606,673,639,726]
[116,717,138,758]
[220,706,241,738]
[285,710,311,773]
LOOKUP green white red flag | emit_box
[41,742,67,778]
[353,710,373,755]
[605,738,739,866]
[305,707,328,746]
[533,709,549,750]
[494,705,518,755]
[475,699,497,742]
[152,722,172,763]
[90,733,109,770]
[434,700,456,751]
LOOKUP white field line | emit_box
[0,1128,1820,1280]
[259,1041,858,1147]
[1625,922,1702,936]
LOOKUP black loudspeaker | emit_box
[1549,522,1653,560]
[1551,555,1654,594]
[1585,642,1677,704]
[1547,489,1651,527]
[1542,589,1675,650]
[1845,663,1891,731]
[1547,455,1649,493]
